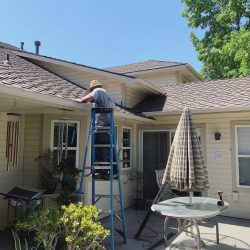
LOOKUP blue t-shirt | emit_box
[90,88,115,125]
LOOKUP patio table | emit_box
[151,196,229,250]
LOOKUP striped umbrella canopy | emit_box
[162,107,209,194]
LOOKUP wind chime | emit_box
[6,100,21,171]
[57,108,70,164]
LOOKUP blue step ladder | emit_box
[78,108,126,250]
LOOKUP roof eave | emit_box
[124,64,188,76]
[144,106,250,116]
[0,83,89,111]
[186,64,203,81]
[13,51,136,84]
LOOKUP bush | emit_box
[15,204,62,250]
[61,203,109,250]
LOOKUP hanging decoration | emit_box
[6,100,21,171]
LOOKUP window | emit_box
[51,121,80,168]
[122,127,132,169]
[236,126,250,187]
[6,115,21,171]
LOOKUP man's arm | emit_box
[74,93,94,103]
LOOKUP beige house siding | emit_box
[140,72,177,87]
[126,87,146,108]
[32,61,123,104]
[150,111,250,219]
[22,114,43,188]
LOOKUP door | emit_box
[143,132,170,200]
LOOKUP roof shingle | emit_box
[133,76,250,113]
[105,60,185,74]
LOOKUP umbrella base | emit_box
[170,238,206,250]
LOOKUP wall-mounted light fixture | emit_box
[215,132,221,140]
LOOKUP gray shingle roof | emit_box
[0,42,21,51]
[0,47,86,100]
[0,46,147,121]
[133,76,250,113]
[105,60,186,74]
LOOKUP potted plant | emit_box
[35,151,59,194]
[58,158,80,193]
[56,158,80,205]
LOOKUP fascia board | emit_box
[13,51,135,83]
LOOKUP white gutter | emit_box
[144,106,250,116]
[13,51,136,84]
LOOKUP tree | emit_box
[182,0,250,79]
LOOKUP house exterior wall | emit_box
[22,114,43,188]
[144,111,250,219]
[139,72,178,87]
[0,113,24,227]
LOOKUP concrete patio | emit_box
[102,207,250,250]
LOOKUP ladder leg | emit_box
[109,112,114,250]
[78,114,93,202]
[112,114,127,243]
[91,112,96,205]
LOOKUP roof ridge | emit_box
[105,59,185,69]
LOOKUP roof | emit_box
[0,42,21,51]
[0,46,149,121]
[0,47,86,100]
[105,60,186,74]
[133,76,250,114]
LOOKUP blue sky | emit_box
[1,0,202,72]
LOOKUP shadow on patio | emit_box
[102,207,250,250]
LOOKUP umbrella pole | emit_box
[189,192,193,205]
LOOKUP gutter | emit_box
[143,106,250,116]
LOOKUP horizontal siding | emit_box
[22,114,43,188]
[126,88,146,108]
[141,72,177,87]
[34,61,123,104]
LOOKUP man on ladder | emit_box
[75,80,126,250]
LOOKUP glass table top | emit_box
[151,196,230,219]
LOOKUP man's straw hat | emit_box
[88,80,102,92]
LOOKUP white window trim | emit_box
[50,120,80,168]
[235,125,250,189]
[121,126,132,170]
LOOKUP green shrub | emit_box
[61,203,109,250]
[15,204,62,250]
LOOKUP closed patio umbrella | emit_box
[135,107,210,239]
[162,106,209,204]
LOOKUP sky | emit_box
[1,0,203,72]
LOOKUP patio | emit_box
[101,206,250,250]
[0,206,250,249]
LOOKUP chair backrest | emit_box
[154,169,177,200]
